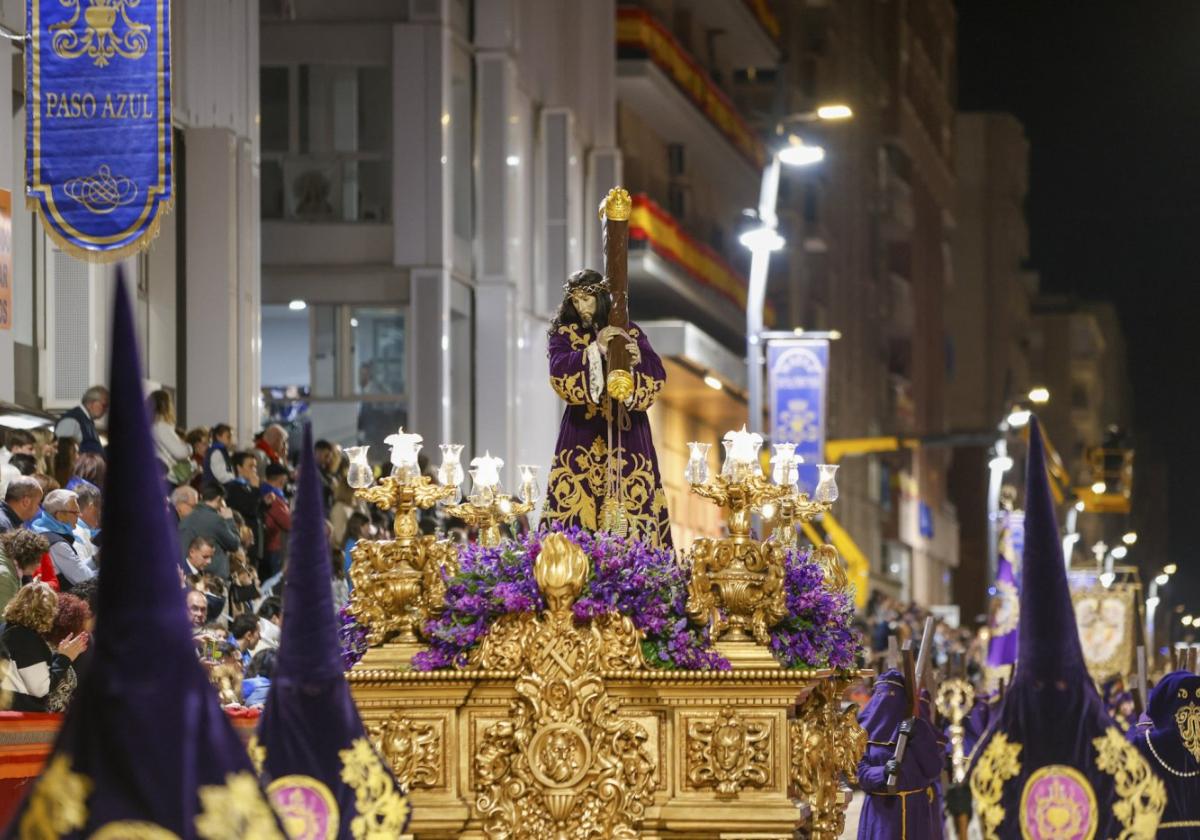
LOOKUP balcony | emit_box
[672,0,782,68]
[617,7,765,201]
[628,194,773,347]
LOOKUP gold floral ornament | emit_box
[247,735,267,777]
[970,733,1022,840]
[195,771,286,840]
[90,823,181,839]
[369,713,442,789]
[472,532,656,838]
[62,165,139,215]
[19,754,92,838]
[51,0,151,68]
[1092,726,1165,840]
[790,681,866,840]
[338,738,411,839]
[686,706,771,797]
[1176,702,1200,762]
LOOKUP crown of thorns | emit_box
[563,275,611,293]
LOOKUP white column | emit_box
[236,137,261,438]
[0,38,12,403]
[183,127,240,434]
[409,268,450,444]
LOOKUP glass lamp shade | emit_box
[438,443,465,487]
[470,452,505,495]
[720,439,734,479]
[814,464,840,503]
[518,464,541,504]
[345,446,373,489]
[770,443,799,488]
[685,442,711,485]
[722,426,763,479]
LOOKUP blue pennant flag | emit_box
[25,0,173,261]
[767,338,829,490]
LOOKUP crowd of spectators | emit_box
[0,386,365,712]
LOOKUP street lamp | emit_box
[1111,545,1128,560]
[1164,563,1178,575]
[1028,387,1051,405]
[745,104,853,440]
[1122,531,1137,545]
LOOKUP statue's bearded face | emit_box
[570,290,597,326]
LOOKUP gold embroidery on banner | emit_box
[1176,702,1200,762]
[1092,726,1166,840]
[970,733,1021,840]
[194,771,286,840]
[19,754,91,838]
[338,738,411,839]
[50,0,151,68]
[63,165,138,214]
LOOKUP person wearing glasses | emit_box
[31,489,96,591]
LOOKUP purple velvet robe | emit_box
[543,321,672,548]
[857,672,942,840]
[1133,671,1200,837]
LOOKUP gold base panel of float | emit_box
[350,659,868,840]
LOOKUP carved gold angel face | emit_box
[713,724,745,771]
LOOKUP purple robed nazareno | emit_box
[1133,671,1200,836]
[543,321,671,548]
[985,529,1020,675]
[966,419,1163,838]
[2,276,283,838]
[856,670,942,839]
[256,424,409,837]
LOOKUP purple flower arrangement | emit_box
[767,547,859,670]
[339,526,861,673]
[413,525,729,671]
[338,604,369,669]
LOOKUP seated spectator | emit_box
[254,424,290,481]
[184,536,214,577]
[169,485,198,526]
[242,648,276,706]
[261,463,292,576]
[44,592,93,711]
[253,596,283,654]
[8,453,37,477]
[0,530,50,613]
[177,482,241,580]
[228,613,260,668]
[71,481,102,563]
[185,587,208,631]
[52,438,78,489]
[227,551,259,618]
[0,476,43,533]
[0,582,88,711]
[33,474,59,496]
[225,452,264,571]
[185,427,210,490]
[71,449,106,489]
[32,489,95,590]
[203,424,235,486]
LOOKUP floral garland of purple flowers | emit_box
[337,524,859,672]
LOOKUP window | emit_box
[260,65,392,222]
[260,304,407,454]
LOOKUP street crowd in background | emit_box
[0,385,421,715]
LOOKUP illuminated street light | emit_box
[1074,500,1085,512]
[1184,615,1195,627]
[988,455,1014,472]
[815,104,854,120]
[1122,531,1137,545]
[1028,386,1050,404]
[738,226,786,252]
[777,140,826,167]
[1100,572,1116,588]
[1091,481,1107,494]
[1006,409,1032,428]
[288,299,307,311]
[1156,573,1170,586]
[1111,545,1128,560]
[1165,564,1178,575]
[703,375,723,392]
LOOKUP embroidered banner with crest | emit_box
[25,0,172,261]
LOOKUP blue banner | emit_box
[767,339,829,488]
[26,0,172,261]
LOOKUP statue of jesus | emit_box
[541,269,672,549]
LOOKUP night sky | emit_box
[957,2,1200,620]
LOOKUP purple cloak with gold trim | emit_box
[1134,671,1200,836]
[543,321,672,548]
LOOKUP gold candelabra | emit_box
[445,488,534,548]
[347,473,459,651]
[684,433,842,668]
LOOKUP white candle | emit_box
[724,425,762,465]
[384,427,423,468]
[471,452,504,489]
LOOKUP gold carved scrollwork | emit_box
[685,705,772,797]
[687,536,788,645]
[471,533,656,839]
[369,713,442,790]
[790,682,866,839]
[811,544,850,593]
[51,0,151,68]
[1092,726,1166,840]
[970,733,1022,840]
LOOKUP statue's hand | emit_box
[596,325,622,352]
[627,341,641,367]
